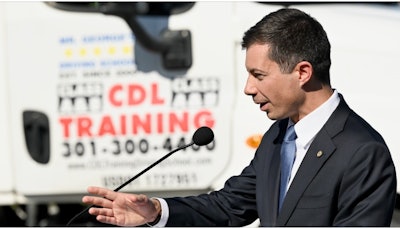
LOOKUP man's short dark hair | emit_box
[242,8,331,85]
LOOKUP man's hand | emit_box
[82,186,161,227]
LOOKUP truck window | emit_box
[46,2,195,15]
[47,2,195,70]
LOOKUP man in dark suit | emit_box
[82,8,397,226]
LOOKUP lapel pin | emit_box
[317,150,323,158]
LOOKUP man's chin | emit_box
[266,111,285,121]
[265,111,277,120]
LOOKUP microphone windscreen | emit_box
[192,126,214,146]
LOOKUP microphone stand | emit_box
[66,142,195,226]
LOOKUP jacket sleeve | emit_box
[333,141,397,226]
[164,154,260,227]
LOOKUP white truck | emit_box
[0,2,399,226]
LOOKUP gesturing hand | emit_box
[82,186,161,227]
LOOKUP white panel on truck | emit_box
[6,2,234,196]
[0,4,15,205]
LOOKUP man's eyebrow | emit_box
[248,68,265,74]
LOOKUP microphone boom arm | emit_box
[114,141,194,192]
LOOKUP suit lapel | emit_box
[276,96,351,225]
[264,141,282,225]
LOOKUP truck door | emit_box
[6,2,236,197]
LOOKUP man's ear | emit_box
[296,61,313,86]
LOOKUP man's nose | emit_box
[244,76,256,96]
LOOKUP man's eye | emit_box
[254,73,264,79]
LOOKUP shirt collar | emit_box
[292,90,340,150]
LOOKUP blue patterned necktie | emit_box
[279,124,297,211]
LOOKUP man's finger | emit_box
[88,206,114,217]
[96,215,118,226]
[88,186,119,201]
[82,196,113,209]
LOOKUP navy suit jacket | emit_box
[165,96,397,226]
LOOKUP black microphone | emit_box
[192,126,214,146]
[66,126,214,226]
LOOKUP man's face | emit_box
[244,43,303,121]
